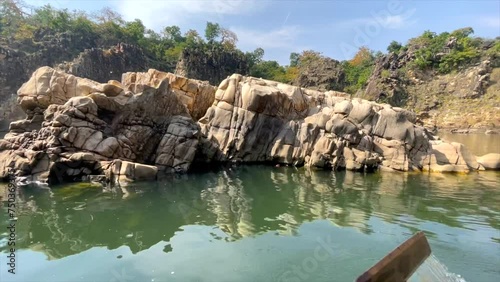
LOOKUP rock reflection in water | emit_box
[0,166,499,262]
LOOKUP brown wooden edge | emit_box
[356,231,432,282]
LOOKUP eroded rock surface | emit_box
[0,67,209,184]
[0,67,495,186]
[198,75,483,173]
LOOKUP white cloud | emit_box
[114,0,262,30]
[479,16,500,29]
[382,15,406,28]
[230,25,308,64]
[382,9,418,29]
[335,8,417,30]
[231,25,302,50]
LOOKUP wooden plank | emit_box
[356,232,432,282]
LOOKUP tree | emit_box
[246,47,264,65]
[387,41,402,53]
[204,22,220,42]
[253,48,264,61]
[451,27,474,39]
[374,51,384,58]
[163,25,183,42]
[0,0,32,40]
[349,46,374,66]
[249,60,285,80]
[93,7,124,25]
[185,29,203,46]
[289,52,299,67]
[220,28,237,49]
[297,50,323,66]
[123,19,145,43]
[31,5,70,32]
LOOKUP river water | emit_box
[0,135,499,282]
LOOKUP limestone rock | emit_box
[121,69,216,120]
[2,67,495,186]
[477,153,500,170]
[1,67,201,184]
[198,74,442,172]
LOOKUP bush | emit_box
[406,27,484,73]
[381,69,390,79]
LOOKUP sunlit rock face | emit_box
[0,68,492,186]
[198,74,482,173]
[0,67,210,184]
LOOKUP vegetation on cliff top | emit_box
[1,0,498,93]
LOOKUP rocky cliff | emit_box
[197,74,492,173]
[55,43,148,83]
[175,45,249,86]
[0,30,99,123]
[360,52,499,130]
[1,67,497,186]
[0,41,149,136]
[292,55,346,92]
[0,67,215,183]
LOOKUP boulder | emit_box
[121,69,216,120]
[477,153,500,170]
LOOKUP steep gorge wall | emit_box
[359,52,499,129]
[0,32,98,130]
[292,56,346,92]
[0,42,149,136]
[56,43,148,83]
[175,46,249,86]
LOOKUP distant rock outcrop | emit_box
[175,45,249,86]
[360,51,499,129]
[0,67,494,186]
[56,43,148,83]
[292,56,346,92]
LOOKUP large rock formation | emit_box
[0,67,493,186]
[0,67,215,184]
[0,42,149,136]
[198,75,482,173]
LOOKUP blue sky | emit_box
[25,0,500,65]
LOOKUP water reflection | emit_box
[438,132,500,156]
[1,166,499,262]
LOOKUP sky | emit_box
[24,0,500,65]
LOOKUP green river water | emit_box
[0,134,499,282]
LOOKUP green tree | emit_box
[342,47,375,94]
[123,19,145,43]
[204,22,220,42]
[0,0,30,39]
[289,52,299,67]
[450,27,474,39]
[387,41,402,53]
[250,60,285,81]
[163,25,183,43]
[185,29,203,46]
[246,47,264,69]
